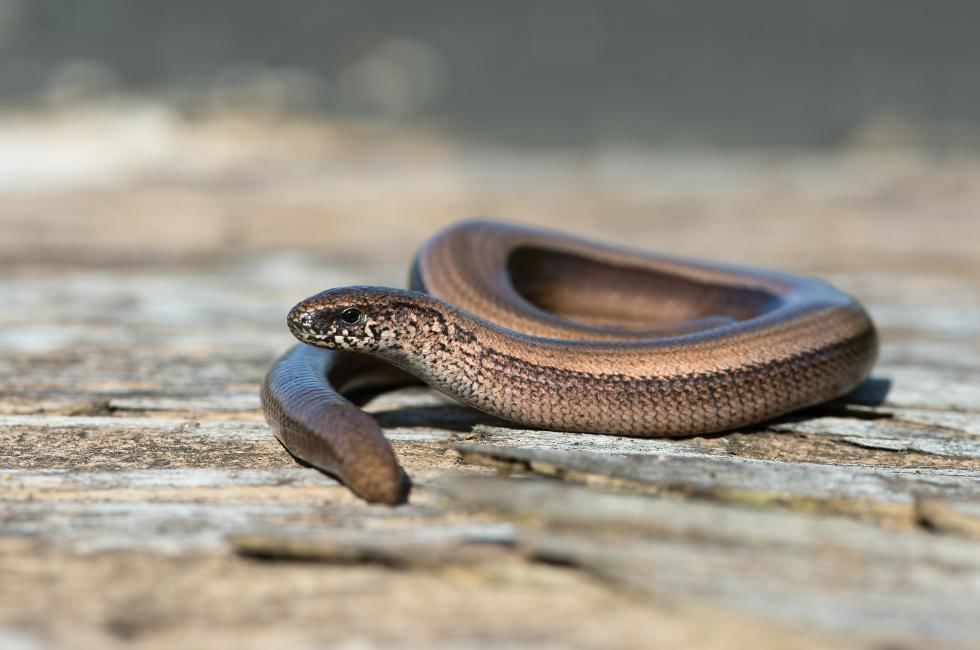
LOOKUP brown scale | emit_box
[262,220,878,504]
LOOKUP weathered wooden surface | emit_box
[1,109,979,649]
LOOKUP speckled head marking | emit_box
[287,286,432,352]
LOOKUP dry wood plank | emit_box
[455,442,980,523]
[443,477,980,643]
[2,118,980,649]
[770,414,980,458]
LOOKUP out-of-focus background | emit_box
[5,0,980,148]
[3,3,980,650]
[1,0,979,269]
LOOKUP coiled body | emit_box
[262,220,878,504]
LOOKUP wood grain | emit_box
[1,110,978,649]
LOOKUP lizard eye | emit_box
[339,308,365,325]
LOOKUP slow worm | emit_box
[262,220,878,504]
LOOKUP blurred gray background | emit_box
[1,0,977,149]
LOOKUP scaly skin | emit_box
[262,220,878,504]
